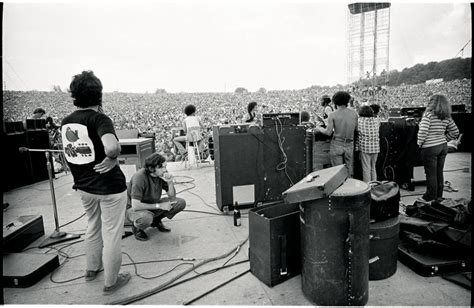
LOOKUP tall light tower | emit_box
[347,3,391,85]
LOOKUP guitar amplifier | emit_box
[213,124,264,211]
[262,125,307,202]
[262,113,300,127]
[3,215,45,252]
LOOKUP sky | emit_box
[2,1,472,93]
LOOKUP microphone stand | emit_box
[19,147,81,247]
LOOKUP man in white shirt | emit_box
[172,104,205,159]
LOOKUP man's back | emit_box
[330,107,358,140]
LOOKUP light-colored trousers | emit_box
[78,189,127,287]
[360,152,378,182]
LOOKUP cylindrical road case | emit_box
[369,216,400,280]
[299,178,371,306]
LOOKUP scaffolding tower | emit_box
[347,3,391,85]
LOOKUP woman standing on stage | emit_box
[417,94,459,202]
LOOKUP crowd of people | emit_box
[3,78,471,161]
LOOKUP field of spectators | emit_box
[3,78,471,160]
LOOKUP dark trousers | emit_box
[420,143,448,201]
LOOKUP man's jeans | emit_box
[330,140,354,177]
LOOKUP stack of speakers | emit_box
[213,114,307,211]
[4,120,53,191]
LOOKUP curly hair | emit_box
[184,104,196,116]
[369,104,380,115]
[300,111,310,122]
[69,71,103,108]
[33,108,46,115]
[332,91,351,107]
[427,94,451,120]
[358,105,374,117]
[144,152,166,173]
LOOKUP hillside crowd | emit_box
[3,78,471,160]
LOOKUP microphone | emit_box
[19,147,28,153]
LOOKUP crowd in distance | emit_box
[3,78,471,161]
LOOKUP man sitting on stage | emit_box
[172,104,206,161]
[126,152,186,241]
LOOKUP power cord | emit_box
[106,237,249,305]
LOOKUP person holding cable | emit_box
[126,152,186,241]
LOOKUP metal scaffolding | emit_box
[347,3,391,84]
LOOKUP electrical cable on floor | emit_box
[59,212,86,228]
[162,259,249,291]
[183,209,223,216]
[123,251,195,280]
[183,269,251,305]
[185,189,223,213]
[174,175,196,184]
[106,237,249,305]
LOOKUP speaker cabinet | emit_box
[213,125,264,210]
[4,132,33,190]
[26,129,53,183]
[451,112,471,152]
[213,123,307,211]
[262,125,307,201]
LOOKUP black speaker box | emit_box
[4,132,34,190]
[262,124,307,202]
[382,117,422,186]
[262,113,300,127]
[451,112,471,152]
[4,121,25,134]
[26,129,54,182]
[25,118,46,130]
[3,215,45,252]
[376,121,396,181]
[213,124,264,210]
[249,201,301,287]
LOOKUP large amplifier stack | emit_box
[213,113,307,211]
[3,120,53,191]
[375,104,470,188]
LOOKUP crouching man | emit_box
[127,152,186,241]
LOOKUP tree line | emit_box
[354,57,471,88]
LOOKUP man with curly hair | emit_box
[172,104,206,160]
[61,70,131,295]
[314,91,358,176]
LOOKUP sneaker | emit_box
[103,272,131,295]
[132,225,148,241]
[85,269,101,281]
[154,220,171,233]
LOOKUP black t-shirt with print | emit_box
[61,109,126,194]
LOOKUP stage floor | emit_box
[3,152,472,305]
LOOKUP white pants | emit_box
[360,152,378,183]
[78,189,127,287]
